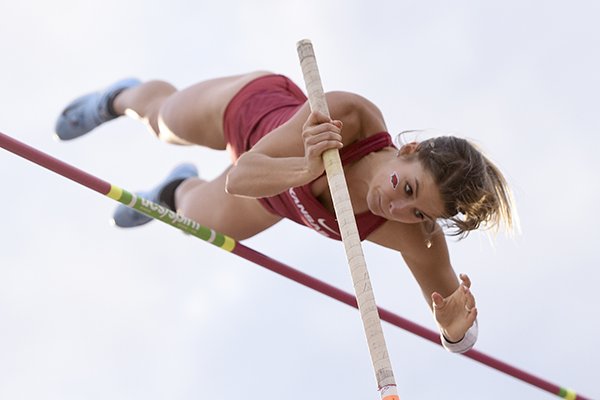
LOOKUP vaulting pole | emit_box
[297,39,398,399]
[0,131,589,400]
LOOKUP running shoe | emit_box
[55,78,141,140]
[112,163,198,228]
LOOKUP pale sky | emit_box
[0,1,598,399]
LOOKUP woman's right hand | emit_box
[301,110,344,179]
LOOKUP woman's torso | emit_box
[224,73,393,240]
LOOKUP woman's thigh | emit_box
[158,71,273,149]
[176,168,282,240]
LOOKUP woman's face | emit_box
[367,155,445,224]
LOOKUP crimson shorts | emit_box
[222,74,307,160]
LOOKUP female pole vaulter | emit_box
[54,68,516,353]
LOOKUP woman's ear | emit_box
[398,141,419,156]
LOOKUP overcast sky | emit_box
[1,1,598,399]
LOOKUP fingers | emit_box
[302,121,343,141]
[304,139,343,161]
[459,273,474,307]
[303,111,343,134]
[306,110,339,125]
[466,305,478,325]
[302,112,344,158]
[431,292,445,309]
[303,129,343,147]
[459,273,472,288]
[460,278,476,316]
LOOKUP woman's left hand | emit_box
[431,273,478,342]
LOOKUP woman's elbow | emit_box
[225,161,256,197]
[224,168,241,195]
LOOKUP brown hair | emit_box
[410,135,517,238]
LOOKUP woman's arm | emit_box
[225,106,343,197]
[226,91,382,198]
[367,221,478,351]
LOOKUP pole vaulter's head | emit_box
[366,132,518,239]
[405,134,518,238]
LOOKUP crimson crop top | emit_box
[258,132,394,240]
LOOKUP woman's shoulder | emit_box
[325,91,384,119]
[324,91,387,143]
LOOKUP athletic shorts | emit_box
[222,74,307,160]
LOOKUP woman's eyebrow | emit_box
[415,178,435,221]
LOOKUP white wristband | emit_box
[440,320,478,353]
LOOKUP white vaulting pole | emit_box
[296,39,399,400]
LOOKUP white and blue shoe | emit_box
[55,78,142,141]
[112,163,198,228]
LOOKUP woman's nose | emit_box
[389,199,410,217]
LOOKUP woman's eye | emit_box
[404,183,413,195]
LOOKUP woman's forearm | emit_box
[225,152,314,198]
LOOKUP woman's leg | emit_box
[108,71,280,233]
[112,71,272,148]
[174,167,282,240]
